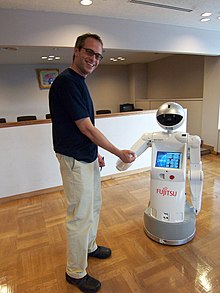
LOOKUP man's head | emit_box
[71,33,103,77]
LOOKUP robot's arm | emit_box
[116,133,152,171]
[188,135,204,215]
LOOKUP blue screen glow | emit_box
[155,151,182,169]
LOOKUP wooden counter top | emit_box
[0,110,152,128]
[0,119,51,128]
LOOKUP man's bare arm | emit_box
[75,117,136,163]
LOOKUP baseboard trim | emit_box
[0,186,64,204]
[202,143,216,154]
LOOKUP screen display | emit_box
[155,151,182,169]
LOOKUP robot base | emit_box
[144,202,196,246]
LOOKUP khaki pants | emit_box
[56,153,102,279]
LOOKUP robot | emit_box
[116,102,203,245]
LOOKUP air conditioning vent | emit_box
[128,0,193,13]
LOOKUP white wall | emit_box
[0,123,61,198]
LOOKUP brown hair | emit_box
[75,33,103,49]
[73,33,103,60]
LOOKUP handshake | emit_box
[116,150,136,171]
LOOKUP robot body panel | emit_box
[150,180,186,222]
[144,202,196,245]
[116,102,203,245]
[150,134,187,223]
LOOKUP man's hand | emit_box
[119,150,136,163]
[98,154,105,168]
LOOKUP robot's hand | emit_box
[116,136,149,171]
[116,151,136,171]
[116,159,133,171]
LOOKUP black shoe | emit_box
[66,273,101,293]
[88,246,111,259]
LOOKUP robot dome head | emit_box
[156,102,185,131]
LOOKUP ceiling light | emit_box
[41,55,61,61]
[110,56,126,62]
[200,18,210,22]
[80,0,93,6]
[201,12,212,17]
[217,16,220,20]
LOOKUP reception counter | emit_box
[0,110,186,200]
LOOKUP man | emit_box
[49,33,136,293]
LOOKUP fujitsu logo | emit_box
[156,187,177,197]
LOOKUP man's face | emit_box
[74,37,103,77]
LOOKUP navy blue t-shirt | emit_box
[49,68,98,163]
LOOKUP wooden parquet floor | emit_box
[1,154,220,293]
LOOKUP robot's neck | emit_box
[166,129,173,134]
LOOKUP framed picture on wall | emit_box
[36,68,59,89]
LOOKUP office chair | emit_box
[0,118,6,123]
[17,115,37,122]
[120,103,143,112]
[96,109,111,115]
[120,103,134,112]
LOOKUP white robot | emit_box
[116,102,203,245]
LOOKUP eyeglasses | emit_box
[82,47,103,61]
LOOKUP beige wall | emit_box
[0,54,205,139]
[146,55,204,99]
[128,64,148,102]
[135,99,202,136]
[132,55,204,136]
[90,55,204,137]
[87,65,131,113]
[0,64,133,121]
[202,56,220,151]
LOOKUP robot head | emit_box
[156,102,185,131]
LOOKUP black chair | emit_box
[120,103,134,112]
[0,118,6,123]
[46,113,51,119]
[120,103,143,112]
[17,115,37,122]
[96,110,111,115]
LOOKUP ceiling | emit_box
[0,46,171,65]
[1,0,220,31]
[0,0,219,65]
